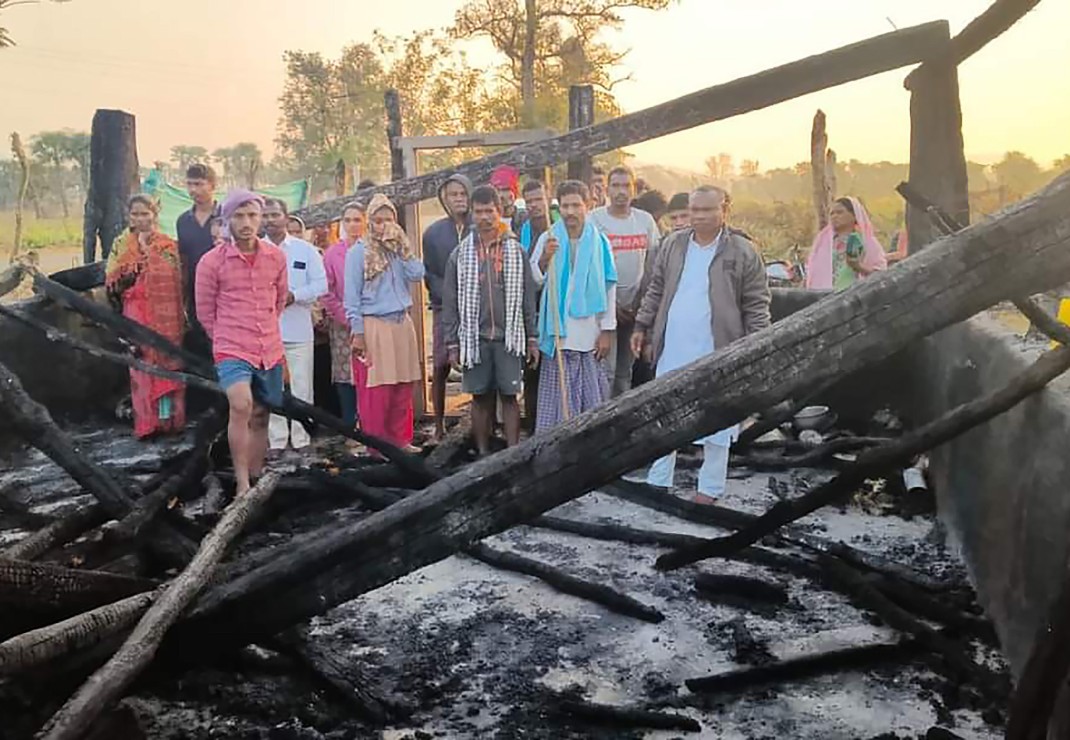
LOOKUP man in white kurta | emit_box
[631,186,771,501]
[263,198,328,451]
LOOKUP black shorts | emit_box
[461,340,523,396]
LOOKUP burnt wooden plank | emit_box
[296,22,950,226]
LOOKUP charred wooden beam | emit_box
[0,301,220,394]
[0,359,196,567]
[557,697,701,733]
[818,555,1008,700]
[0,505,108,563]
[529,515,708,550]
[18,273,436,480]
[295,22,950,226]
[0,559,155,617]
[908,0,1042,84]
[685,638,922,695]
[466,543,664,623]
[30,268,212,374]
[657,342,1070,570]
[0,589,157,676]
[36,472,279,740]
[269,628,408,724]
[566,84,595,183]
[166,173,1070,649]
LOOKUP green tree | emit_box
[451,0,674,129]
[30,129,88,217]
[1053,155,1070,174]
[170,145,209,174]
[993,151,1044,198]
[373,30,516,171]
[212,143,263,189]
[275,45,389,185]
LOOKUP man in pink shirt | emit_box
[195,190,289,495]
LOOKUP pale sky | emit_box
[2,0,1066,173]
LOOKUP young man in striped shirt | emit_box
[195,191,289,495]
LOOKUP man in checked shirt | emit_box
[196,190,289,495]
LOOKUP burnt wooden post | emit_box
[810,110,832,230]
[82,110,139,265]
[385,91,405,183]
[567,85,595,183]
[385,88,426,416]
[904,24,969,254]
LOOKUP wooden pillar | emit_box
[810,110,832,230]
[82,110,139,265]
[385,90,427,418]
[905,28,969,255]
[385,91,405,189]
[567,85,595,183]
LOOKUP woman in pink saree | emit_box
[805,196,887,290]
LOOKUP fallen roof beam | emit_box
[908,0,1041,87]
[177,171,1070,650]
[295,21,950,227]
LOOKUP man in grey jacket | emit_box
[422,174,472,440]
[631,185,771,502]
[442,186,538,455]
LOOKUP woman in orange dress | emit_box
[105,194,187,438]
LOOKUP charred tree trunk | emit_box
[567,85,595,184]
[296,22,950,225]
[82,110,139,264]
[37,472,279,740]
[172,172,1070,651]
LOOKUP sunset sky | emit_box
[2,0,1066,174]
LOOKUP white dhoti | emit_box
[269,341,315,450]
[645,236,736,497]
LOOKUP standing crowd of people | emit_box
[108,159,889,500]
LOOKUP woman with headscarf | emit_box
[805,196,888,290]
[105,194,187,438]
[322,201,365,436]
[343,194,425,452]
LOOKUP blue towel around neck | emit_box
[538,218,618,357]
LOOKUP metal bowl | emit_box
[793,405,832,431]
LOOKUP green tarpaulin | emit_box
[141,171,309,238]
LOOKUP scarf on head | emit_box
[490,166,519,198]
[364,194,415,282]
[221,189,264,222]
[805,196,887,290]
[457,224,526,369]
[537,218,618,358]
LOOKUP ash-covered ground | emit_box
[0,428,1008,740]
